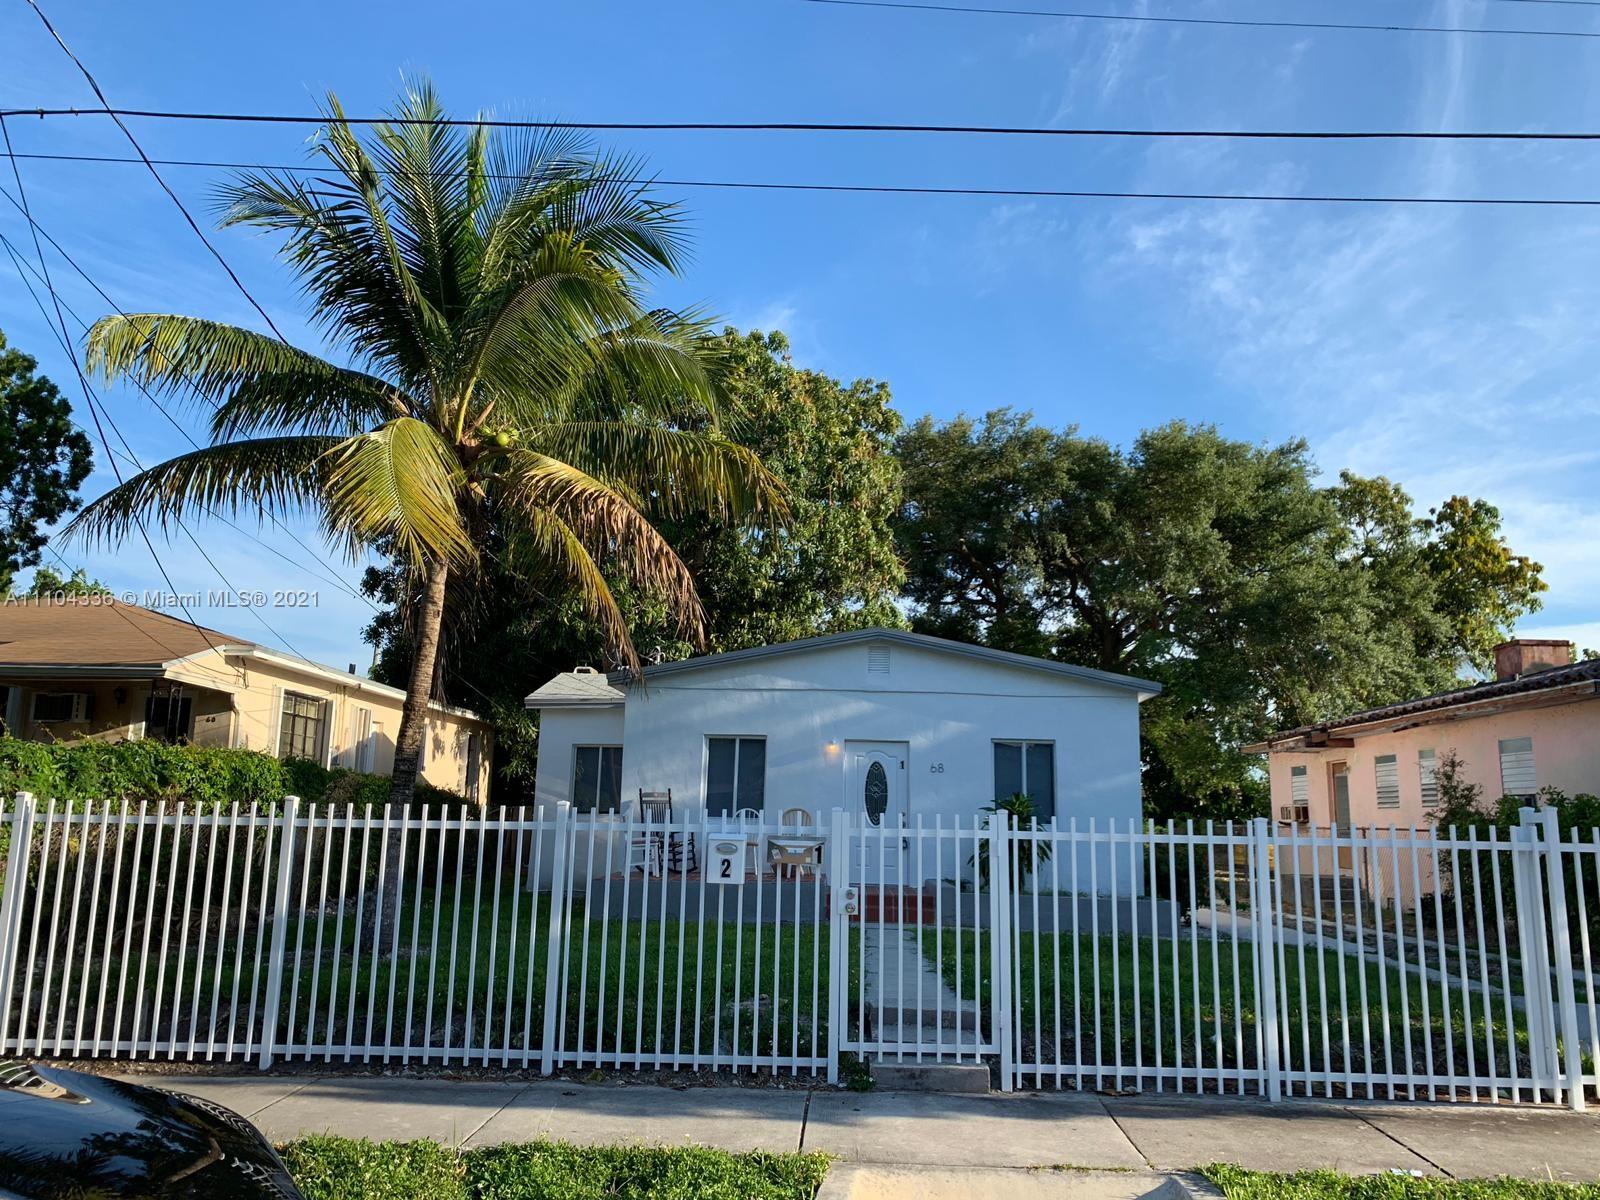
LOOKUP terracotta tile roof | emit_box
[1253,658,1600,749]
[0,599,246,668]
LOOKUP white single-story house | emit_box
[525,628,1159,886]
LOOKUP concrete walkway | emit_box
[116,1073,1600,1184]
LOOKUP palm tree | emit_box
[70,81,783,808]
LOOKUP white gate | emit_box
[830,811,1010,1082]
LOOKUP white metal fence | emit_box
[0,793,1593,1108]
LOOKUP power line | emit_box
[9,106,1600,141]
[0,217,314,669]
[6,146,1600,208]
[0,128,332,669]
[0,216,379,611]
[19,0,289,342]
[0,128,241,679]
[797,0,1600,38]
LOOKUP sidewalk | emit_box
[116,1072,1600,1183]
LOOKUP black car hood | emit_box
[0,1062,300,1199]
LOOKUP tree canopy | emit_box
[4,564,111,599]
[364,328,905,798]
[68,80,781,809]
[894,410,1546,820]
[0,329,93,595]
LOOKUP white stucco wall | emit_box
[533,706,626,810]
[530,637,1148,892]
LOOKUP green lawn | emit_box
[1202,1164,1600,1200]
[9,869,834,1067]
[280,1136,830,1200]
[925,928,1538,1091]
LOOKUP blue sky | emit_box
[2,0,1598,674]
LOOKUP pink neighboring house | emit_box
[1248,639,1600,832]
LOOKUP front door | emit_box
[1330,761,1353,869]
[845,741,908,882]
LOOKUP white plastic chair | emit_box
[734,807,761,877]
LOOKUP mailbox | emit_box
[708,838,746,884]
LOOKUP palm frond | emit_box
[524,422,788,523]
[495,449,706,644]
[502,508,639,673]
[63,436,341,546]
[84,313,401,417]
[322,417,474,567]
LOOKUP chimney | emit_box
[1493,639,1573,681]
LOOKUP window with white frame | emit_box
[1374,753,1401,808]
[706,736,765,816]
[1498,736,1536,799]
[573,745,622,813]
[1281,765,1311,824]
[1418,748,1439,808]
[277,692,325,760]
[993,740,1056,823]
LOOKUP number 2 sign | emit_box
[708,839,747,884]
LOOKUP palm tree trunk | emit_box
[376,559,448,953]
[389,559,449,809]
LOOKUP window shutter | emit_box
[269,685,284,756]
[1498,737,1536,797]
[321,698,337,768]
[1290,765,1309,806]
[1374,754,1400,808]
[1418,749,1439,807]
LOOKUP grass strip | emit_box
[281,1134,830,1200]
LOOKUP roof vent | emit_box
[867,645,891,675]
[573,665,600,675]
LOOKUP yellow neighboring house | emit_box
[0,598,491,802]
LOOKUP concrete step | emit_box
[866,1002,982,1033]
[867,1062,992,1094]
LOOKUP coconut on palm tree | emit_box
[70,81,784,808]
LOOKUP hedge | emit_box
[0,737,462,811]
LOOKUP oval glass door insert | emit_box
[864,760,888,825]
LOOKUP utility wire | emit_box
[0,219,378,611]
[798,0,1600,38]
[10,106,1600,140]
[0,130,327,669]
[0,118,249,681]
[19,0,289,342]
[0,220,312,670]
[0,177,377,607]
[5,146,1600,208]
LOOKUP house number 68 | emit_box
[929,762,945,773]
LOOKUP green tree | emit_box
[652,328,905,651]
[1419,494,1546,672]
[6,564,111,599]
[0,330,93,594]
[362,328,905,797]
[894,412,1544,822]
[67,81,781,811]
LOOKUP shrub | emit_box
[0,737,470,812]
[0,736,291,809]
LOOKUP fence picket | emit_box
[0,794,1592,1108]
